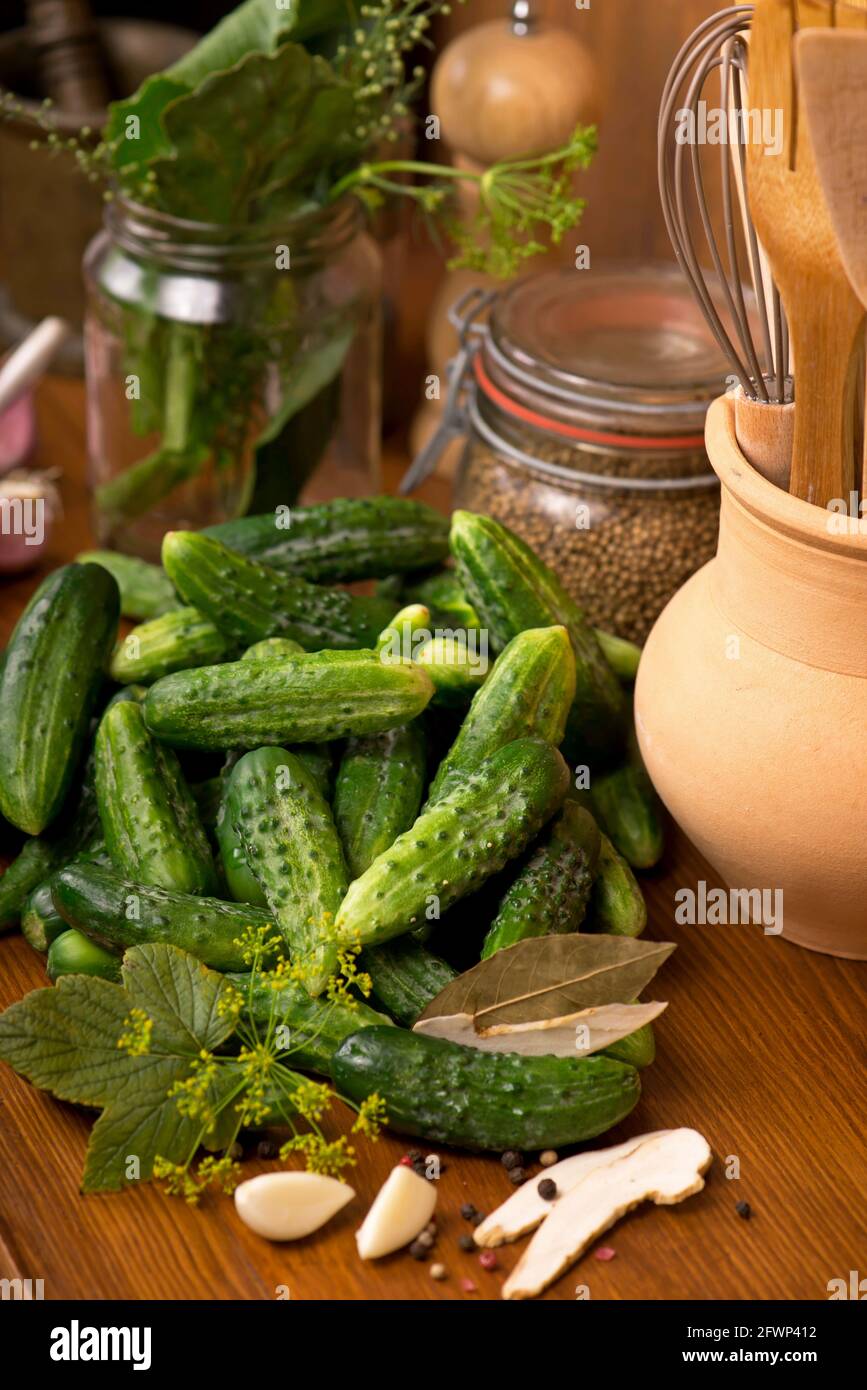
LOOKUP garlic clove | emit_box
[234,1171,355,1242]
[356,1165,438,1260]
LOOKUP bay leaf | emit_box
[415,934,676,1029]
[413,1000,667,1057]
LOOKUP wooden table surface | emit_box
[0,378,864,1302]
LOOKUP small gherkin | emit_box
[480,802,601,959]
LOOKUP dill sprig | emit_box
[146,925,387,1203]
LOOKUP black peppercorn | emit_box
[735,1200,752,1220]
[458,1234,475,1252]
[501,1149,524,1171]
[508,1167,526,1186]
[460,1203,476,1221]
[538,1178,557,1201]
[409,1239,429,1261]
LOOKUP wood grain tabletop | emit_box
[0,378,864,1302]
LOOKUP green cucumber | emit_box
[403,568,482,631]
[590,763,664,870]
[215,792,268,908]
[332,1027,641,1152]
[205,497,450,581]
[229,973,393,1074]
[162,531,393,651]
[594,628,642,683]
[242,637,305,661]
[143,650,434,752]
[426,626,576,806]
[110,607,231,685]
[77,551,179,621]
[95,700,218,895]
[333,723,427,879]
[415,634,489,708]
[21,877,66,953]
[51,862,278,972]
[0,837,59,933]
[374,604,431,657]
[226,747,349,995]
[336,737,569,948]
[0,563,120,835]
[450,511,625,762]
[361,938,458,1026]
[47,929,122,983]
[480,803,601,959]
[587,832,647,937]
[21,844,110,954]
[604,1016,656,1068]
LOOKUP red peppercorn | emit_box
[594,1246,616,1262]
[478,1251,498,1271]
[460,1277,477,1293]
[399,1154,413,1166]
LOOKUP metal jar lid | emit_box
[403,263,736,493]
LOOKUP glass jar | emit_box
[413,265,731,644]
[83,196,381,560]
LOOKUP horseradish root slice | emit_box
[473,1132,672,1247]
[234,1172,355,1241]
[502,1128,712,1299]
[356,1165,437,1259]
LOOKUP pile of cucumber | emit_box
[0,497,664,1152]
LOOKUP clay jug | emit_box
[635,395,867,958]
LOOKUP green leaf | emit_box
[416,936,676,1030]
[150,45,355,223]
[0,943,238,1191]
[104,0,348,176]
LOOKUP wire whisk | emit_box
[659,5,790,405]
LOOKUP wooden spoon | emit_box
[797,23,867,502]
[746,0,865,508]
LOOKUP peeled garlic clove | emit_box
[356,1165,437,1259]
[234,1171,355,1242]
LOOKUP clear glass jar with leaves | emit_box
[84,195,381,558]
[5,0,596,556]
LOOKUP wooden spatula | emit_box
[797,24,867,501]
[746,0,865,508]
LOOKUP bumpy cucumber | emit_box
[587,832,647,937]
[51,862,277,971]
[162,531,393,651]
[143,650,434,752]
[594,629,642,683]
[591,763,664,870]
[21,845,109,953]
[426,627,575,805]
[450,511,625,762]
[47,929,121,983]
[332,1027,640,1152]
[205,497,450,581]
[95,700,217,895]
[110,607,231,685]
[416,635,489,708]
[337,738,569,948]
[480,803,601,959]
[77,551,179,621]
[215,794,267,908]
[229,973,393,1074]
[604,1016,656,1068]
[21,877,66,953]
[403,568,482,631]
[0,563,119,835]
[361,938,458,1027]
[374,604,431,657]
[333,724,427,879]
[227,748,349,995]
[0,837,58,933]
[242,637,304,661]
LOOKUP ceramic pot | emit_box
[635,395,867,959]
